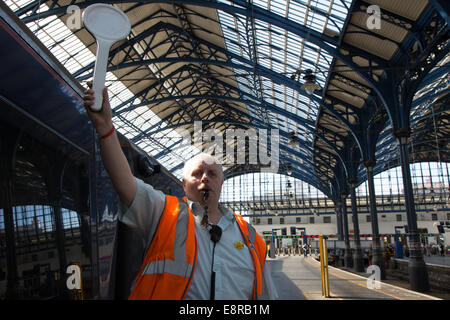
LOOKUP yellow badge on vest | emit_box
[234,241,244,250]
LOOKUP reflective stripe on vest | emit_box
[128,195,197,300]
[141,259,194,278]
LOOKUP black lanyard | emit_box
[202,199,223,300]
[209,224,222,300]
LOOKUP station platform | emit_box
[267,255,441,300]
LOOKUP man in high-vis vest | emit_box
[83,83,278,300]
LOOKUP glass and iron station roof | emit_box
[5,0,449,201]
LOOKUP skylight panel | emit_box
[270,0,287,17]
[259,55,271,69]
[256,30,270,47]
[272,61,284,73]
[288,2,307,20]
[286,32,303,46]
[330,4,348,18]
[316,0,331,13]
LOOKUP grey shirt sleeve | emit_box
[118,177,166,247]
[263,261,279,300]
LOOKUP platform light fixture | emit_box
[284,163,293,176]
[288,131,299,146]
[301,69,321,95]
[291,69,321,95]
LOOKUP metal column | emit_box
[364,161,386,280]
[394,130,430,292]
[349,179,365,272]
[341,192,353,268]
[336,202,344,241]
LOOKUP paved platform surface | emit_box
[266,255,441,300]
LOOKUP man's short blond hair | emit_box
[182,153,224,181]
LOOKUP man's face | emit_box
[182,158,223,206]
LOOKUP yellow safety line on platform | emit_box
[305,256,441,300]
[304,256,401,299]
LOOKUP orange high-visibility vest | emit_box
[128,195,267,300]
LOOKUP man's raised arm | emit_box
[83,82,137,207]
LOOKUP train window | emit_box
[0,123,93,300]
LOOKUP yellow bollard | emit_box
[323,237,330,297]
[319,235,325,295]
[319,235,330,297]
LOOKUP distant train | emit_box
[0,3,184,300]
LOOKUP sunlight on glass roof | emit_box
[217,0,351,143]
[6,0,352,181]
[5,0,202,179]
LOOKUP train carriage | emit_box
[0,3,183,299]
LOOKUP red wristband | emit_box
[101,126,115,139]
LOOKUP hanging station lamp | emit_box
[301,69,321,95]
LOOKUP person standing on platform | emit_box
[83,82,278,300]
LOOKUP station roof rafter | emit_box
[5,0,449,198]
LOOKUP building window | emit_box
[447,213,450,220]
[280,217,285,224]
[309,217,315,224]
[396,214,402,222]
[256,218,260,224]
[323,216,331,223]
[296,217,301,223]
[431,213,438,221]
[268,218,272,225]
[366,215,371,222]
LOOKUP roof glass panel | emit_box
[217,0,350,136]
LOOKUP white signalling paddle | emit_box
[82,4,131,111]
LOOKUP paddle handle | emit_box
[91,40,112,111]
